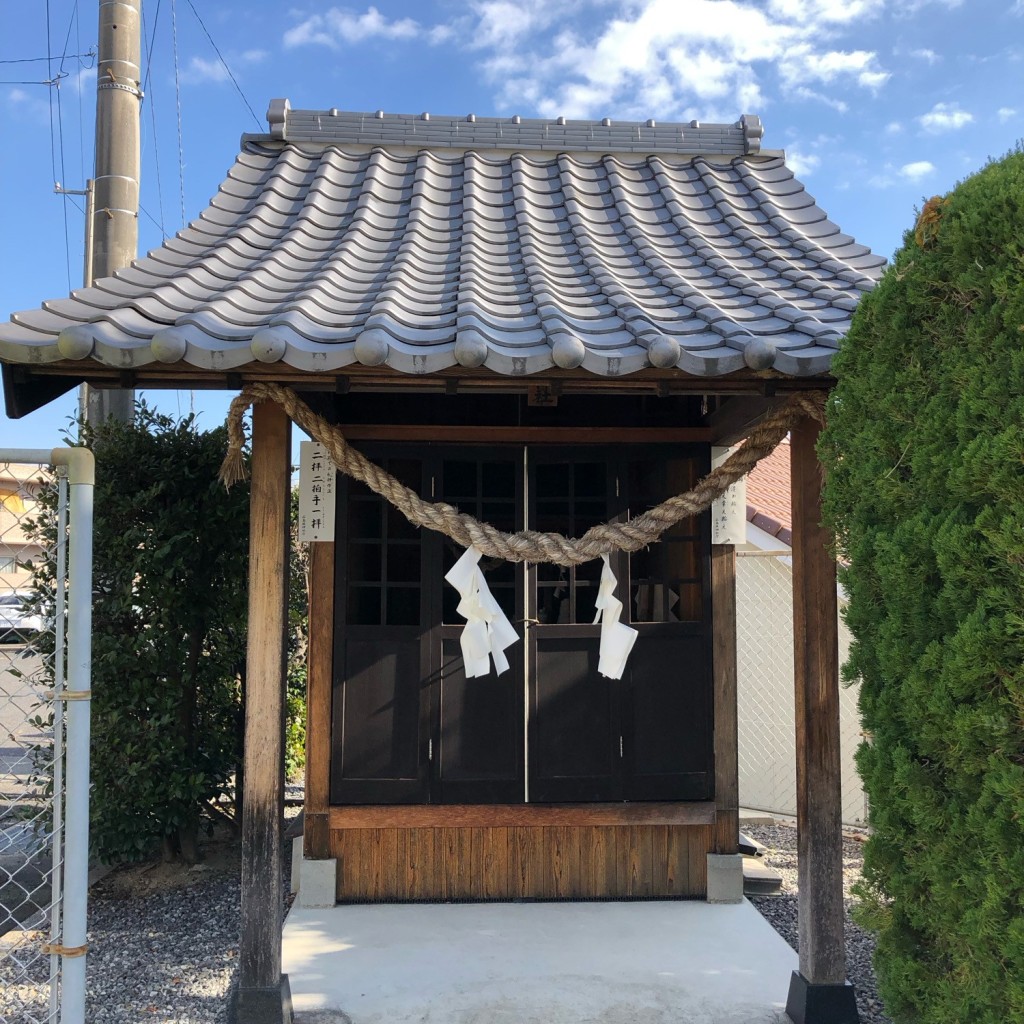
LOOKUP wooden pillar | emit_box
[787,416,859,1023]
[304,541,334,859]
[236,400,292,1023]
[711,544,739,855]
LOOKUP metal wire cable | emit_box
[141,0,168,237]
[55,3,79,291]
[0,51,95,64]
[170,0,187,228]
[185,0,262,130]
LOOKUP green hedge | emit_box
[820,150,1024,1023]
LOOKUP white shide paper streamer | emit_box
[444,546,519,678]
[592,555,638,679]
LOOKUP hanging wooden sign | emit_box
[297,441,336,542]
[711,446,747,545]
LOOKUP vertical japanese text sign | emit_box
[298,442,336,542]
[710,446,747,546]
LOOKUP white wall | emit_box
[735,539,867,826]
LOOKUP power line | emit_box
[0,51,95,65]
[170,0,186,228]
[56,1,80,292]
[185,0,261,130]
[141,0,168,237]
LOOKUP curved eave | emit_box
[1,138,886,403]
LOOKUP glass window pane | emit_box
[674,582,702,622]
[350,543,382,582]
[388,458,421,489]
[482,461,516,500]
[347,586,382,626]
[574,501,607,534]
[536,463,570,499]
[386,542,420,583]
[481,501,515,533]
[347,499,382,539]
[443,460,477,499]
[535,500,571,533]
[387,505,418,541]
[574,462,606,499]
[575,583,599,624]
[537,585,570,624]
[386,587,420,626]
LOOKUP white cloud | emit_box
[283,6,421,49]
[997,106,1017,121]
[5,86,50,122]
[767,0,886,22]
[909,48,939,63]
[885,120,903,134]
[71,67,96,95]
[186,49,266,85]
[899,160,936,180]
[188,56,230,83]
[787,149,821,176]
[470,0,895,123]
[918,102,974,133]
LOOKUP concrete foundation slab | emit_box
[283,899,797,1024]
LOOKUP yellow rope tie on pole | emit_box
[219,382,826,567]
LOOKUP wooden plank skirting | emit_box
[329,802,716,830]
[328,822,714,901]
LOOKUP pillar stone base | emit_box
[229,975,293,1024]
[296,857,338,908]
[785,971,859,1024]
[706,853,744,903]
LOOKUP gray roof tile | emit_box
[1,103,885,379]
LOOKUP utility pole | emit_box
[85,0,142,425]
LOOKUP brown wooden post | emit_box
[304,540,335,859]
[786,416,859,1024]
[234,400,292,1024]
[711,544,739,856]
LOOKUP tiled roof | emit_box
[0,102,885,380]
[746,439,792,544]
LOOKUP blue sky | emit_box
[2,0,1022,450]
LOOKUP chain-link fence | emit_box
[0,450,93,1024]
[1,457,61,1023]
[736,547,868,826]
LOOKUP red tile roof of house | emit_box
[746,438,792,545]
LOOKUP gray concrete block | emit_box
[706,853,744,904]
[296,859,337,909]
[290,835,303,896]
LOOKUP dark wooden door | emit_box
[331,443,713,806]
[433,452,525,803]
[620,454,714,800]
[331,455,431,804]
[331,447,527,805]
[528,452,623,801]
[527,448,714,803]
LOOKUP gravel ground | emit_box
[3,814,892,1024]
[746,821,892,1024]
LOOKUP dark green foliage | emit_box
[820,150,1024,1023]
[286,487,309,782]
[27,408,251,864]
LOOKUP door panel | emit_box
[530,636,621,801]
[436,637,523,803]
[331,633,428,803]
[331,442,714,808]
[624,631,714,800]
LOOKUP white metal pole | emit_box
[51,448,94,1024]
[48,471,69,1021]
